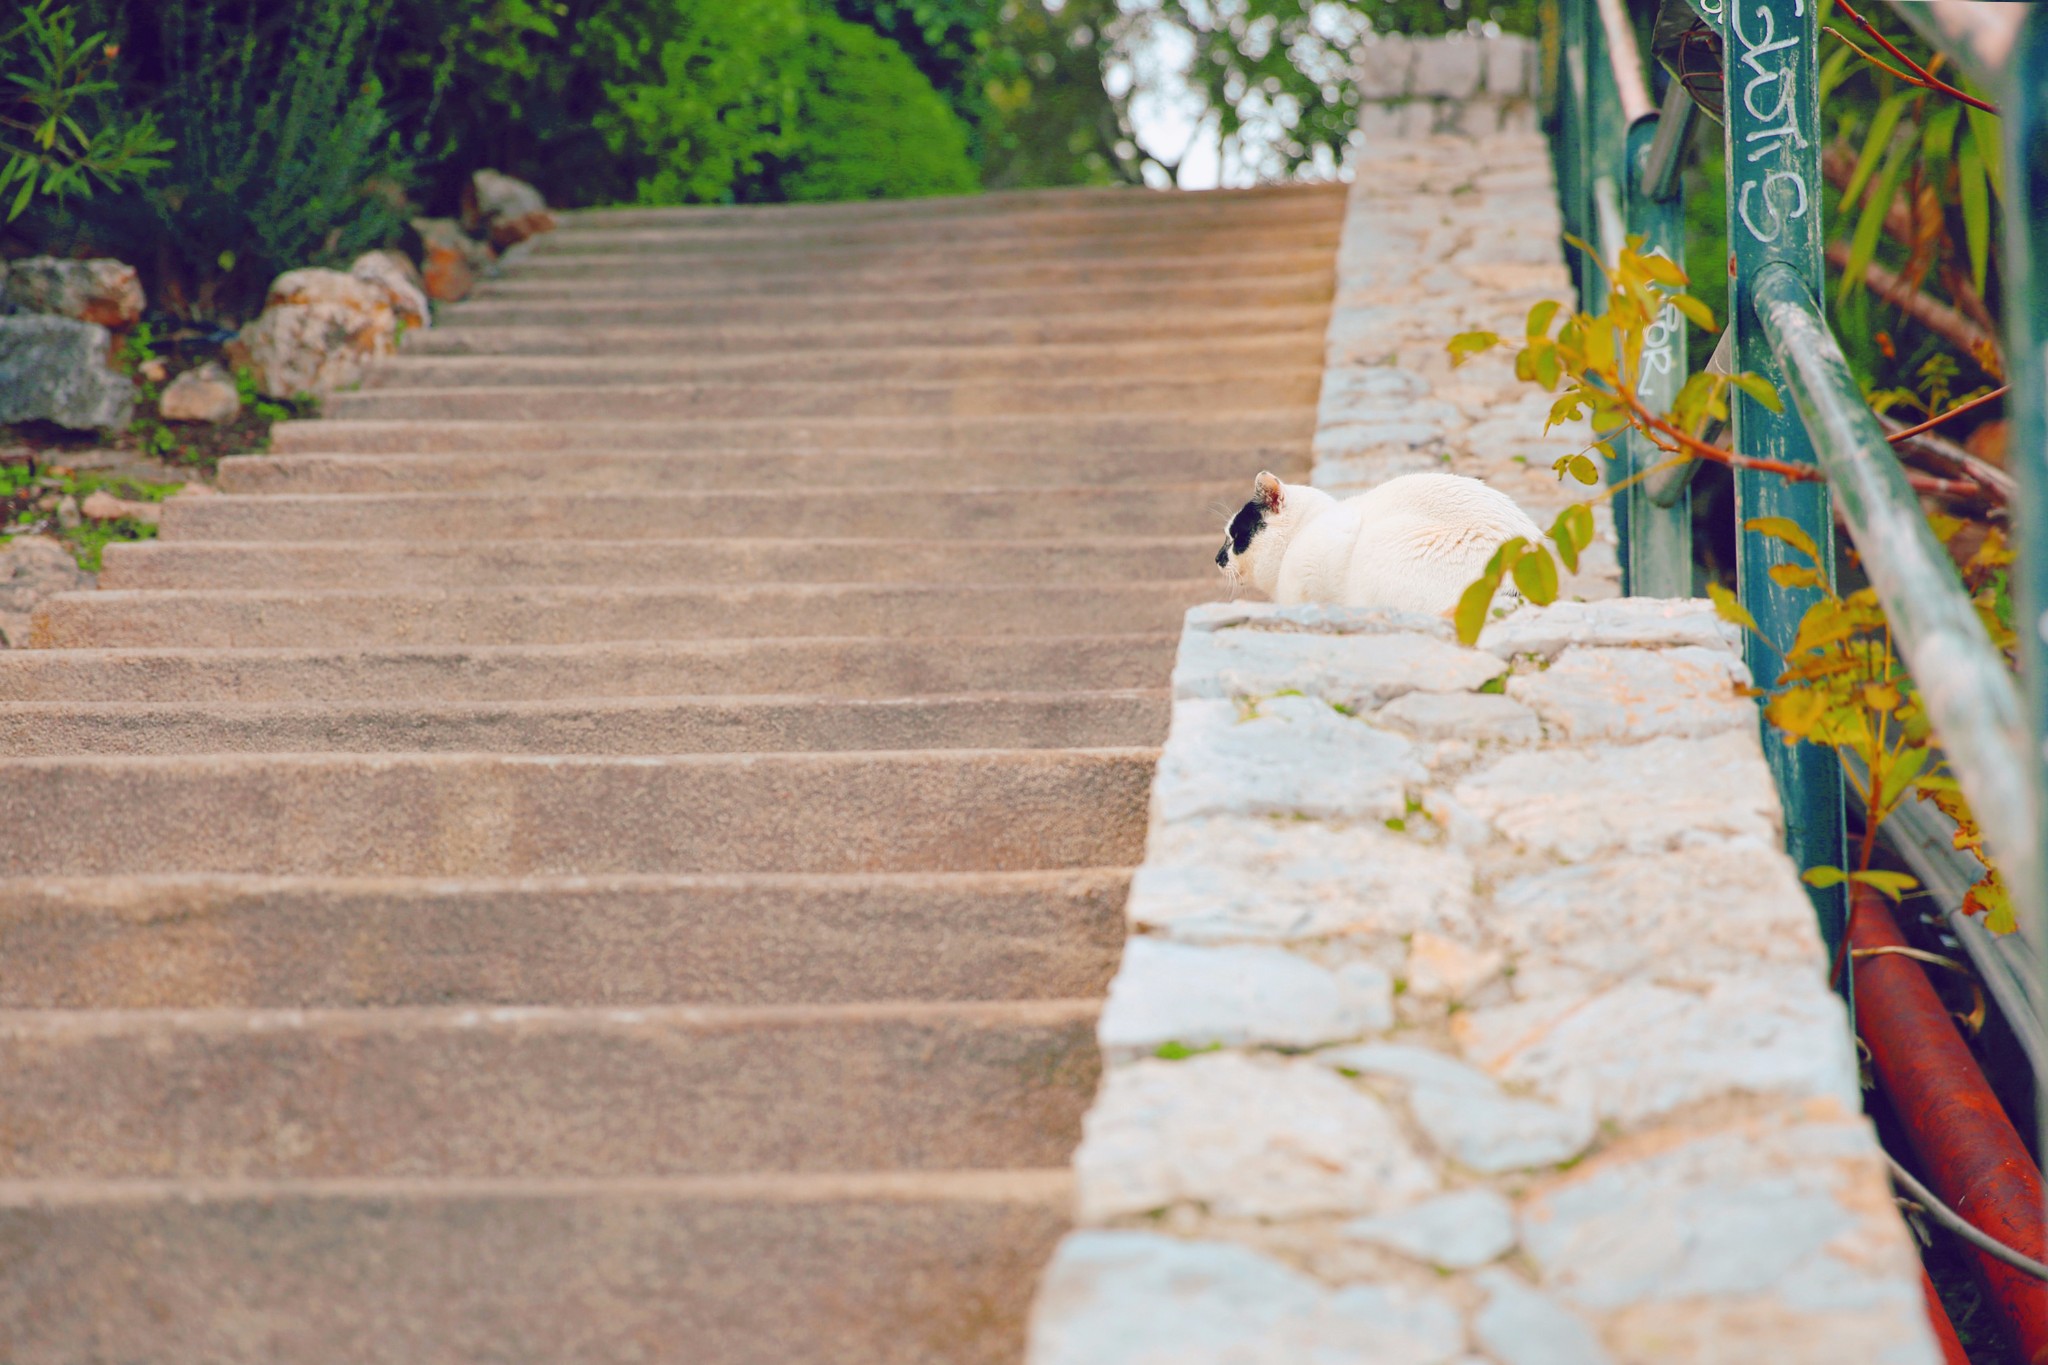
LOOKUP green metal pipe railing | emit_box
[1546,0,2047,1155]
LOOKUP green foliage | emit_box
[777,16,977,201]
[0,1,170,220]
[48,0,416,321]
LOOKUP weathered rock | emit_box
[349,251,431,331]
[79,489,160,525]
[1028,1231,1466,1365]
[0,316,135,431]
[1173,624,1505,710]
[54,494,80,530]
[463,169,558,250]
[158,361,242,425]
[1479,597,1740,661]
[1319,1043,1595,1172]
[1128,817,1476,946]
[1374,689,1540,743]
[1344,1187,1516,1269]
[1509,645,1753,741]
[0,536,90,647]
[238,268,397,398]
[1403,930,1505,1001]
[1151,696,1423,825]
[1077,1053,1438,1220]
[2,256,145,328]
[410,217,495,302]
[1471,1269,1616,1365]
[1098,939,1392,1057]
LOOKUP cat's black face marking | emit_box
[1219,500,1266,567]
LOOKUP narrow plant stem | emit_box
[1886,385,2009,444]
[1831,0,1999,114]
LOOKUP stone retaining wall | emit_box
[1024,39,1941,1365]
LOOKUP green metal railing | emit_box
[1545,0,2047,1131]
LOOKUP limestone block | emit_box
[158,361,241,425]
[1404,930,1506,1001]
[1509,645,1753,741]
[1151,697,1423,825]
[410,217,495,302]
[1374,690,1540,743]
[1471,1269,1616,1365]
[1483,35,1536,97]
[1076,1053,1438,1220]
[2,256,144,327]
[1098,939,1392,1056]
[0,316,133,431]
[1519,1110,1940,1364]
[1325,1042,1595,1172]
[1128,816,1475,945]
[1184,600,1453,638]
[1355,35,1415,100]
[1028,1231,1466,1365]
[1491,841,1824,998]
[239,268,397,398]
[78,489,158,525]
[1344,1187,1516,1269]
[1455,976,1859,1125]
[464,169,557,249]
[1173,627,1505,711]
[1479,597,1741,661]
[1312,450,1448,491]
[1451,731,1785,860]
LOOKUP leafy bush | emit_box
[0,2,170,221]
[773,15,977,201]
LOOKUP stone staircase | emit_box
[0,182,1342,1361]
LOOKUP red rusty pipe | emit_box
[1920,1268,1972,1365]
[1850,886,2048,1363]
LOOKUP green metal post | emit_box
[1623,113,1691,597]
[1998,7,2048,1154]
[1720,0,1845,948]
[1555,0,1594,303]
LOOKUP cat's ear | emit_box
[1253,471,1284,513]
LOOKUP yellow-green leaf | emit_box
[1707,581,1759,634]
[1745,516,1820,563]
[1668,292,1715,332]
[1767,687,1830,740]
[1551,503,1595,574]
[1566,454,1599,485]
[1728,372,1784,414]
[1967,878,2015,935]
[1768,563,1825,590]
[1454,570,1503,646]
[1958,129,1991,298]
[1801,865,1848,889]
[1848,870,1918,901]
[1510,544,1559,604]
[1526,299,1561,338]
[1448,331,1502,367]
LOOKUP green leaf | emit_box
[1454,569,1505,646]
[1838,125,1916,309]
[1745,516,1820,563]
[1848,870,1918,901]
[1958,130,1991,299]
[1768,563,1825,590]
[1448,330,1502,367]
[1817,42,1857,103]
[1550,502,1594,574]
[1728,372,1784,414]
[1801,866,1849,889]
[1525,299,1561,338]
[1707,581,1760,634]
[1965,103,2003,200]
[1566,454,1599,485]
[1839,93,1910,212]
[1510,544,1559,604]
[1668,292,1715,332]
[1636,251,1686,289]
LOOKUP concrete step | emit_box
[501,236,1335,280]
[153,486,1242,542]
[0,999,1097,1178]
[0,749,1153,876]
[99,537,1219,588]
[0,691,1168,756]
[0,870,1126,1008]
[266,409,1311,453]
[31,583,1216,648]
[365,335,1323,389]
[0,635,1177,703]
[215,443,1288,493]
[321,372,1320,422]
[399,304,1328,356]
[0,1171,1068,1365]
[438,276,1331,327]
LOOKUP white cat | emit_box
[1215,470,1543,615]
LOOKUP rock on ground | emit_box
[0,316,135,431]
[0,536,91,647]
[410,217,496,303]
[2,257,145,328]
[463,169,557,250]
[238,268,397,398]
[350,251,431,331]
[78,490,160,525]
[158,361,242,424]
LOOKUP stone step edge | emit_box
[0,868,1131,895]
[0,686,1163,713]
[39,581,1219,606]
[0,1168,1074,1208]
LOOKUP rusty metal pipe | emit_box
[1850,885,2048,1362]
[1920,1269,1972,1365]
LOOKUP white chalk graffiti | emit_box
[1733,1,1811,244]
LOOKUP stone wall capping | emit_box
[1025,35,1941,1365]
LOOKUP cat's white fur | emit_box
[1218,470,1543,615]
